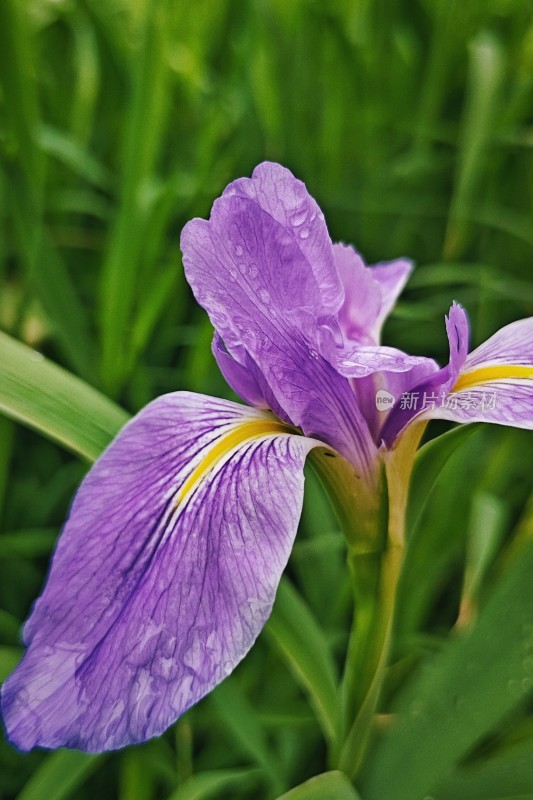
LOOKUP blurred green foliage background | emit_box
[0,0,532,798]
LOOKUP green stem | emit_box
[338,538,404,777]
[311,425,425,778]
[342,426,424,777]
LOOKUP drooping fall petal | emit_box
[431,316,533,428]
[1,393,322,752]
[381,304,533,442]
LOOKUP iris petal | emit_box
[1,393,321,752]
[370,258,413,334]
[334,244,413,346]
[334,345,435,379]
[211,333,270,410]
[430,378,533,429]
[223,162,343,316]
[181,177,377,477]
[435,316,533,429]
[382,307,533,442]
[460,316,533,370]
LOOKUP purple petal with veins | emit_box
[425,316,533,429]
[181,167,377,476]
[212,333,267,409]
[1,393,321,752]
[380,304,533,443]
[380,303,469,444]
[370,258,413,334]
[335,244,413,346]
[223,162,344,316]
[463,317,533,369]
[212,334,291,423]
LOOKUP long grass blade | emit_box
[0,331,128,461]
[99,0,171,394]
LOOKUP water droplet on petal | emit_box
[235,244,243,256]
[258,289,270,304]
[290,209,308,227]
[257,334,271,352]
[249,264,258,278]
[299,228,310,239]
[183,641,203,674]
[238,262,247,274]
[308,347,319,359]
[229,267,238,280]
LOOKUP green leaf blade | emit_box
[0,332,129,461]
[408,424,482,535]
[362,539,533,800]
[275,771,361,800]
[16,751,104,800]
[265,577,339,745]
[166,768,261,800]
[211,680,285,795]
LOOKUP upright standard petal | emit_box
[223,162,344,316]
[181,181,377,480]
[332,246,433,399]
[334,243,413,346]
[2,393,322,752]
[370,257,413,333]
[334,244,382,346]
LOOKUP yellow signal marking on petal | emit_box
[453,364,533,392]
[175,419,294,507]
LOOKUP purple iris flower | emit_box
[2,162,532,753]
